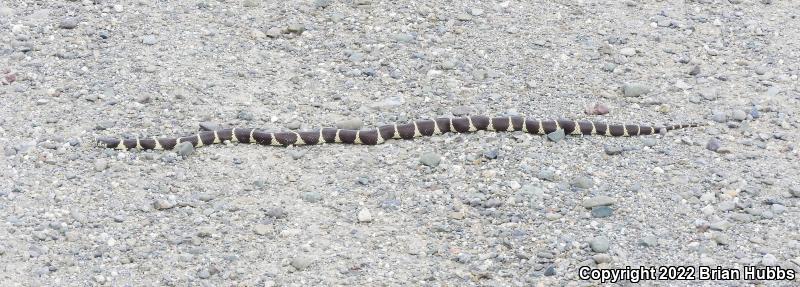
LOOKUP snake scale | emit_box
[96,116,704,151]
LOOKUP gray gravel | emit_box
[1,1,799,286]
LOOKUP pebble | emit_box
[546,129,565,142]
[357,208,372,223]
[285,121,302,130]
[590,237,610,253]
[483,149,499,160]
[642,138,657,147]
[199,122,221,131]
[253,224,271,236]
[314,0,332,8]
[731,110,747,121]
[638,236,658,247]
[709,220,730,231]
[452,106,472,116]
[689,65,701,76]
[93,159,108,171]
[336,119,362,130]
[287,23,305,34]
[762,254,777,266]
[718,201,736,212]
[537,169,557,181]
[789,186,800,197]
[584,103,609,115]
[581,196,615,208]
[142,35,158,45]
[302,192,322,203]
[603,145,623,155]
[265,27,281,38]
[544,266,556,276]
[154,199,175,210]
[593,254,612,264]
[618,47,636,56]
[419,152,441,167]
[197,268,211,279]
[699,89,718,101]
[176,142,194,157]
[571,176,594,189]
[706,138,721,152]
[591,206,614,218]
[622,83,651,97]
[95,121,115,130]
[237,110,254,121]
[711,112,727,123]
[60,18,78,29]
[265,207,287,219]
[712,233,730,245]
[291,255,315,270]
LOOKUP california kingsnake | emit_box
[96,116,704,151]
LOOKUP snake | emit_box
[95,116,704,151]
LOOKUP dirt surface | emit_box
[1,0,799,286]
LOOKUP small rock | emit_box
[291,255,315,270]
[197,268,211,279]
[265,207,287,219]
[199,122,221,131]
[789,186,800,197]
[711,112,727,123]
[544,266,556,276]
[253,224,271,235]
[584,103,610,115]
[336,119,362,130]
[153,199,175,210]
[718,201,736,212]
[537,169,556,181]
[762,254,777,266]
[287,23,305,34]
[638,236,658,247]
[622,83,651,97]
[142,35,158,45]
[452,106,472,116]
[95,121,115,130]
[286,121,302,130]
[302,192,322,203]
[731,110,747,121]
[59,18,78,29]
[419,152,442,167]
[604,145,623,155]
[547,129,565,142]
[642,138,657,147]
[582,196,615,208]
[591,206,613,218]
[593,254,612,264]
[689,65,701,76]
[590,237,610,253]
[314,0,332,8]
[483,149,499,160]
[237,110,254,121]
[618,47,636,56]
[712,233,730,245]
[176,142,194,157]
[699,89,718,100]
[265,27,281,38]
[571,176,594,189]
[357,208,372,223]
[93,159,108,171]
[706,138,721,152]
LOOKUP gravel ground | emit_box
[1,0,799,286]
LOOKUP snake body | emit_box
[96,116,704,150]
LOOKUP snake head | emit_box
[95,137,120,149]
